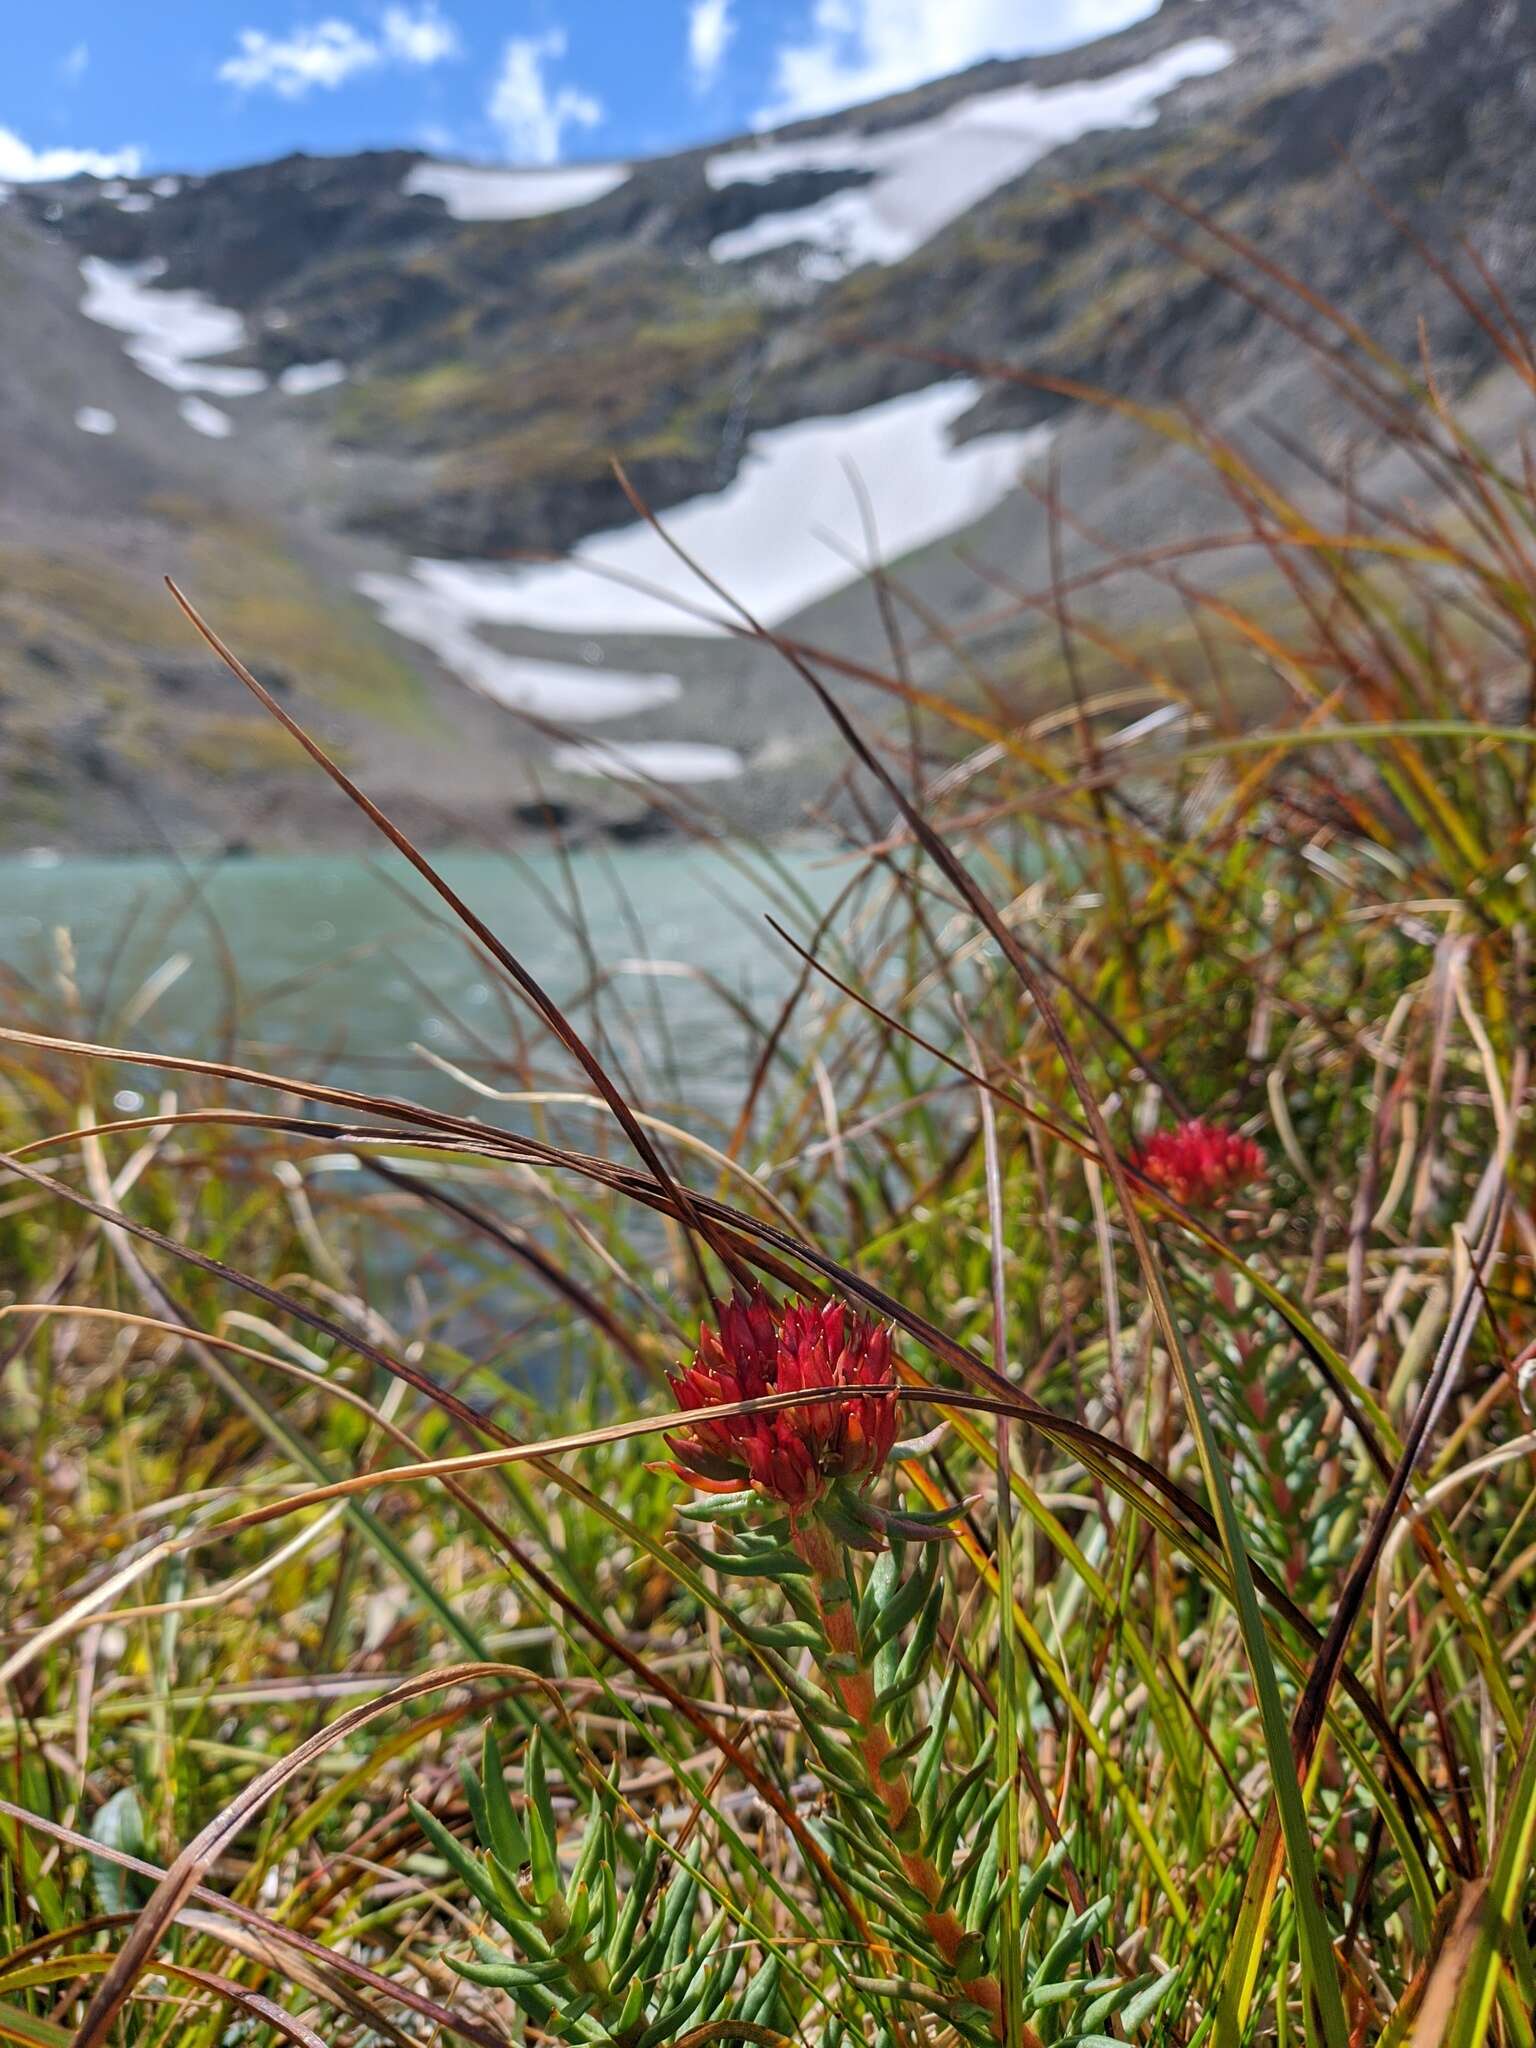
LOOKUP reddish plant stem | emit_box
[792,1517,1008,2040]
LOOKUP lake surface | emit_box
[0,841,847,1132]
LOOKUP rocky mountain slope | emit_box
[2,0,1531,851]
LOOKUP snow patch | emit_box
[150,175,182,198]
[358,569,682,721]
[707,37,1233,274]
[115,192,154,213]
[178,395,233,438]
[278,358,347,395]
[79,256,269,395]
[403,159,629,219]
[552,741,746,784]
[402,380,1050,639]
[74,406,117,435]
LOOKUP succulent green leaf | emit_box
[524,1730,561,1905]
[480,1722,529,1875]
[738,1956,781,2026]
[1025,1895,1114,2006]
[411,1797,528,1933]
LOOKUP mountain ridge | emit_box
[2,0,1529,851]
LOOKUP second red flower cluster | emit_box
[1131,1117,1265,1208]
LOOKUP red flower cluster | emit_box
[667,1290,899,1514]
[1131,1119,1265,1208]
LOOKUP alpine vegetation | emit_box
[4,222,1536,2048]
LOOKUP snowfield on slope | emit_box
[178,396,234,437]
[706,37,1233,274]
[357,568,684,722]
[359,380,1048,780]
[551,741,747,783]
[402,161,630,220]
[278,359,348,395]
[387,380,1052,641]
[79,256,268,398]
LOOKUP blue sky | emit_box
[4,1,1157,180]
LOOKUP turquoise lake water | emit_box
[0,840,847,1130]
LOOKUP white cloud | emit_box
[488,31,603,166]
[0,127,141,182]
[60,42,90,83]
[219,21,382,97]
[219,8,460,98]
[383,5,461,66]
[759,0,1157,125]
[688,0,735,91]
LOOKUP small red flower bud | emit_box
[1130,1119,1265,1209]
[666,1289,900,1514]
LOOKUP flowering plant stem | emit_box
[791,1515,1013,2043]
